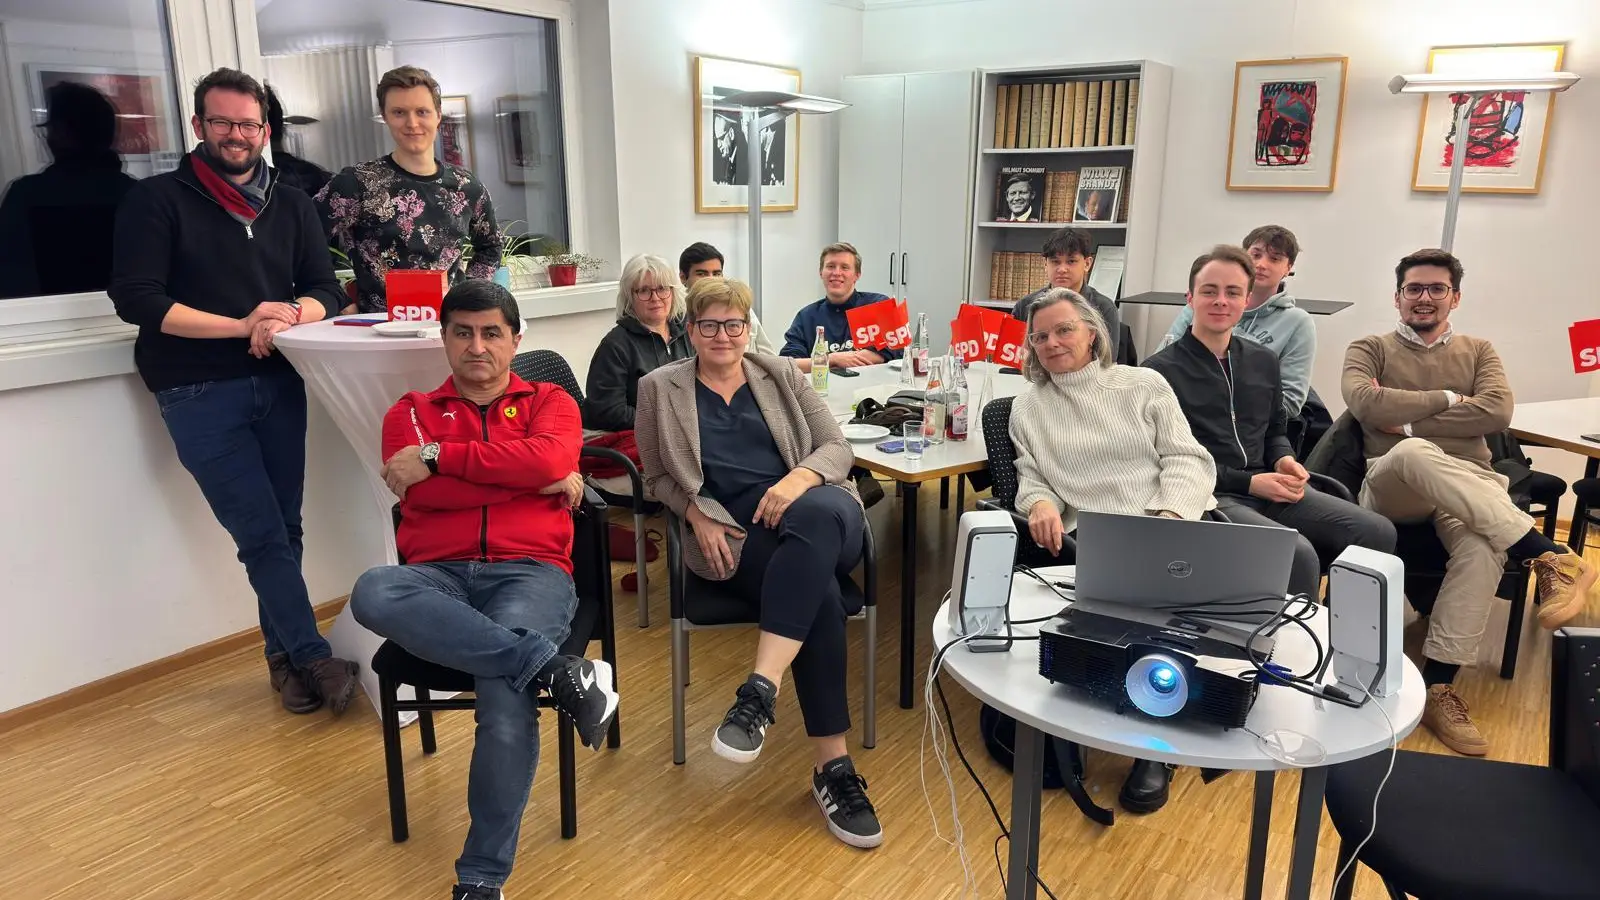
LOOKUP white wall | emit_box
[603,0,865,337]
[861,0,1600,491]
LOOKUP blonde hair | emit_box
[686,277,753,322]
[376,65,441,113]
[1021,288,1113,383]
[818,242,862,272]
[616,254,687,321]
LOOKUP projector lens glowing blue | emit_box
[1149,665,1178,693]
[1126,654,1189,718]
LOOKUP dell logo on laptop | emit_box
[1167,560,1193,578]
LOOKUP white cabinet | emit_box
[838,70,976,351]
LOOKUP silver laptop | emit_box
[1071,510,1299,619]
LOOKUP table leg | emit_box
[1586,457,1598,481]
[1006,722,1045,900]
[899,480,921,710]
[1244,770,1274,900]
[1286,766,1329,900]
[940,476,950,510]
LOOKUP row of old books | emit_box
[989,252,1048,303]
[993,78,1140,150]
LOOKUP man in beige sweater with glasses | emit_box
[1342,247,1595,757]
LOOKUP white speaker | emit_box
[1327,546,1407,698]
[947,510,1018,652]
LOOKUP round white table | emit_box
[274,316,452,715]
[933,567,1424,900]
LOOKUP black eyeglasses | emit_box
[204,117,264,138]
[1400,283,1453,301]
[694,318,748,338]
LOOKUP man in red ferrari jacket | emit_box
[350,280,619,900]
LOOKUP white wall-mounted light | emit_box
[716,89,850,318]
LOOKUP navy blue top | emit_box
[778,290,902,361]
[696,380,790,513]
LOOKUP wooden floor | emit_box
[3,487,1590,900]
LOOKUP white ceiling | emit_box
[256,0,544,53]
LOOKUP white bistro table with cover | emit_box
[274,316,451,715]
[823,360,1026,708]
[933,567,1425,900]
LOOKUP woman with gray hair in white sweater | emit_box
[1008,286,1216,814]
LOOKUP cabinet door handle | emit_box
[888,253,896,286]
[901,252,909,286]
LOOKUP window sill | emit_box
[0,282,618,392]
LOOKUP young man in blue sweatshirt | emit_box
[780,242,899,372]
[1160,225,1315,420]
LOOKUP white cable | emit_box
[1328,684,1397,898]
[919,592,982,899]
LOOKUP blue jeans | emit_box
[350,559,576,889]
[157,371,330,667]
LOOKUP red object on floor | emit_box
[608,523,659,562]
[620,572,638,593]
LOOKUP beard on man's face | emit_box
[204,135,264,176]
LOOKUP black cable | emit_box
[933,674,1060,900]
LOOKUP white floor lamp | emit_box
[717,90,849,319]
[1388,71,1579,252]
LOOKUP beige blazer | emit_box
[634,353,861,580]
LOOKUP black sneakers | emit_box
[712,673,778,763]
[812,756,883,848]
[449,884,501,900]
[544,656,619,750]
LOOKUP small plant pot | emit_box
[493,266,513,289]
[547,263,578,287]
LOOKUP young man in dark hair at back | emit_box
[109,67,359,716]
[1010,226,1119,359]
[1163,224,1315,421]
[1342,247,1595,757]
[1146,245,1395,604]
[263,85,331,198]
[677,241,776,354]
[352,279,619,900]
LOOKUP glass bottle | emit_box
[924,356,946,445]
[810,325,829,396]
[912,313,931,379]
[947,348,969,441]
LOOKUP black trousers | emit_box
[1216,485,1399,600]
[725,484,864,737]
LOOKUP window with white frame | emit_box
[0,0,184,301]
[254,0,573,288]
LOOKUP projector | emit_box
[1038,602,1274,728]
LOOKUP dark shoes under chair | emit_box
[268,653,361,716]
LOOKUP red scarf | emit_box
[189,152,258,223]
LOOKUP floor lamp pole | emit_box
[744,108,764,319]
[1439,92,1476,253]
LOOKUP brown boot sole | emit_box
[1423,719,1488,757]
[1537,576,1599,630]
[322,663,360,716]
[282,695,324,715]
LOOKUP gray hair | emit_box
[616,254,687,321]
[1021,287,1114,384]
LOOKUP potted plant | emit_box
[532,238,605,287]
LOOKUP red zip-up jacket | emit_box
[382,374,582,573]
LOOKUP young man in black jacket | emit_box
[1144,246,1395,600]
[109,68,359,716]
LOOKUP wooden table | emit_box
[824,361,1027,707]
[1510,397,1600,480]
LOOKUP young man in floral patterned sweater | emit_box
[315,66,502,314]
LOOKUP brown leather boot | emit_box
[1531,551,1598,629]
[267,653,322,714]
[300,657,361,716]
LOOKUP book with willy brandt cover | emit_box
[1073,165,1124,224]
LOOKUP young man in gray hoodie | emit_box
[1160,225,1314,419]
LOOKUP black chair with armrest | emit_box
[511,349,661,628]
[664,508,878,765]
[1324,626,1600,900]
[1306,413,1533,679]
[372,487,621,843]
[1569,478,1600,555]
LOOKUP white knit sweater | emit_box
[1010,363,1217,532]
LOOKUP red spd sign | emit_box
[882,299,912,350]
[386,270,447,322]
[846,299,911,351]
[1572,319,1600,374]
[950,310,984,363]
[996,316,1028,367]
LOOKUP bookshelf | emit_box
[968,61,1172,319]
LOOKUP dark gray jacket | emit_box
[1011,282,1119,358]
[583,315,692,432]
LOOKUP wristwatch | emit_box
[420,442,441,474]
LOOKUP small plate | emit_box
[372,320,441,338]
[887,358,904,370]
[841,423,890,443]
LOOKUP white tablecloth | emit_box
[275,317,452,717]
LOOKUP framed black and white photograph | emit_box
[694,55,800,213]
[496,93,552,186]
[437,94,472,171]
